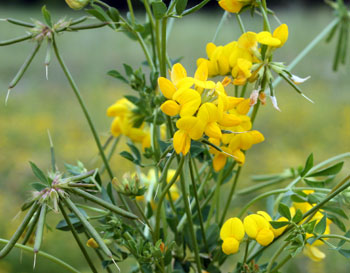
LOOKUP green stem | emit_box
[0,202,40,258]
[270,254,292,273]
[135,201,154,236]
[260,0,271,32]
[189,156,209,253]
[179,158,202,272]
[59,202,98,273]
[0,239,80,273]
[0,34,32,46]
[127,0,136,25]
[242,239,250,266]
[161,17,168,77]
[219,166,241,226]
[266,241,290,273]
[319,234,350,243]
[212,11,228,43]
[235,14,246,33]
[100,136,120,174]
[155,156,185,240]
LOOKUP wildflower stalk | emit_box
[0,34,32,46]
[134,201,154,236]
[235,14,246,33]
[70,188,138,220]
[127,0,136,25]
[58,202,98,273]
[179,157,202,272]
[219,166,241,226]
[206,170,224,230]
[0,202,40,258]
[155,156,185,240]
[100,136,120,174]
[161,17,168,77]
[260,0,271,32]
[0,239,80,273]
[212,11,228,43]
[2,18,35,28]
[266,241,290,273]
[189,156,209,253]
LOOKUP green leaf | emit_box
[107,7,120,23]
[323,206,348,219]
[31,182,47,192]
[41,5,52,27]
[328,214,346,232]
[290,193,307,203]
[307,161,344,177]
[300,153,313,177]
[107,70,128,84]
[338,249,350,258]
[338,230,350,248]
[292,209,303,223]
[86,8,108,23]
[152,1,167,19]
[127,142,141,162]
[29,162,48,185]
[176,0,188,15]
[123,63,133,76]
[278,203,291,220]
[304,178,325,188]
[314,214,327,234]
[304,220,317,234]
[270,221,290,229]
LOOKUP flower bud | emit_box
[65,0,89,10]
[86,238,99,249]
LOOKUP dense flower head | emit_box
[159,63,264,169]
[107,98,151,149]
[220,217,245,255]
[197,24,289,85]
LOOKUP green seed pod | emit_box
[65,0,90,10]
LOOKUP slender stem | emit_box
[212,11,228,43]
[52,38,113,180]
[134,201,154,236]
[0,239,80,273]
[260,0,271,32]
[319,234,350,243]
[271,254,292,273]
[155,156,185,240]
[161,18,168,77]
[127,0,136,25]
[179,159,202,272]
[155,19,162,72]
[273,18,340,88]
[219,166,241,226]
[235,14,246,33]
[0,34,32,46]
[100,136,120,174]
[206,170,223,230]
[59,202,98,273]
[0,202,40,258]
[242,239,250,266]
[266,241,290,273]
[189,156,209,253]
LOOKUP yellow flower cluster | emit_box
[107,98,151,149]
[220,211,286,255]
[197,24,288,85]
[159,63,264,169]
[291,190,331,262]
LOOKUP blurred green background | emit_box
[1,3,350,273]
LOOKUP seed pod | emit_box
[22,209,41,245]
[0,202,40,258]
[65,0,90,10]
[33,204,47,254]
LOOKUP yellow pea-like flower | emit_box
[243,214,274,246]
[303,245,326,262]
[218,0,250,13]
[220,217,245,255]
[273,24,289,48]
[160,100,180,117]
[86,238,99,249]
[65,0,89,10]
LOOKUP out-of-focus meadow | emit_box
[0,4,350,273]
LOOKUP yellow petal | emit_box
[176,117,204,140]
[236,98,251,115]
[220,217,245,241]
[110,117,122,137]
[257,211,272,222]
[238,32,257,50]
[173,88,201,117]
[205,122,222,139]
[272,217,288,237]
[213,153,227,172]
[158,77,176,99]
[249,130,265,144]
[219,113,241,127]
[256,228,274,246]
[244,215,258,239]
[257,31,281,47]
[232,149,245,164]
[273,24,289,48]
[197,103,219,123]
[240,133,253,150]
[160,100,180,116]
[222,237,240,255]
[206,43,217,59]
[218,0,244,13]
[171,63,187,86]
[195,61,208,82]
[173,130,191,155]
[86,238,99,248]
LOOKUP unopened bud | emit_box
[86,238,99,249]
[65,0,89,10]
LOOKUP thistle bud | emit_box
[65,0,89,10]
[112,174,147,198]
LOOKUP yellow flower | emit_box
[303,245,326,262]
[107,98,151,149]
[243,213,274,246]
[257,24,289,48]
[231,58,253,85]
[220,217,245,255]
[86,238,99,249]
[218,0,252,13]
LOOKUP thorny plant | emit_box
[1,0,350,272]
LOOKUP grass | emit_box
[0,4,350,273]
